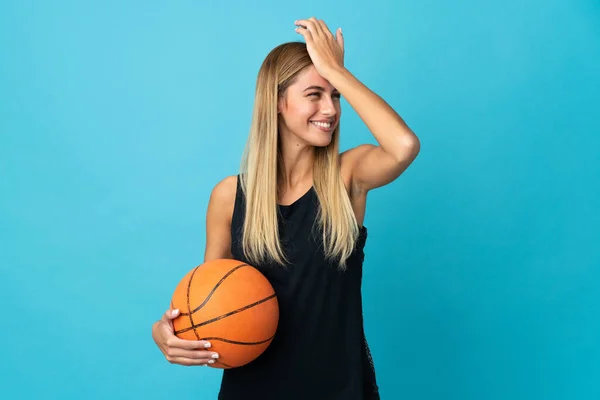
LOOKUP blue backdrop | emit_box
[1,0,599,399]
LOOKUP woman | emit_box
[152,17,420,399]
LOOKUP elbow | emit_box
[407,134,420,154]
[392,134,420,164]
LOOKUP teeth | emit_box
[311,121,331,128]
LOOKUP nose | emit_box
[320,96,337,116]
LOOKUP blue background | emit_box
[1,0,599,398]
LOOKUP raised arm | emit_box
[295,17,420,193]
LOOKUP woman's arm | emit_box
[204,175,237,262]
[331,67,420,192]
[295,17,420,192]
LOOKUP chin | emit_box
[304,132,333,148]
[308,126,335,147]
[312,138,333,148]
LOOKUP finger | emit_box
[310,17,326,36]
[162,308,179,323]
[317,19,333,38]
[295,19,320,38]
[166,347,219,361]
[166,336,213,350]
[166,356,216,367]
[336,28,344,52]
[295,25,314,43]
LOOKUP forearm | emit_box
[326,67,419,157]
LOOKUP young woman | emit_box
[152,17,420,400]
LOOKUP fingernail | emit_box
[171,309,179,316]
[212,353,219,359]
[208,359,215,364]
[204,342,211,348]
[339,28,343,35]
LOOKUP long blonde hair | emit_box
[240,42,360,269]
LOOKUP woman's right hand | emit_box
[152,308,220,366]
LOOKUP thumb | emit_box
[336,28,344,53]
[163,308,180,322]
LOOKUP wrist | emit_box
[323,66,352,89]
[331,64,348,77]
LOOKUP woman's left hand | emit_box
[294,17,344,80]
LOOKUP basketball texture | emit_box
[171,259,279,369]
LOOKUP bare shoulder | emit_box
[204,175,237,262]
[209,175,238,213]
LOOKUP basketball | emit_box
[170,259,279,369]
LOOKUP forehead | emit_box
[291,65,335,91]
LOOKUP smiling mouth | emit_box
[310,120,334,131]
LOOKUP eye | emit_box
[307,92,341,100]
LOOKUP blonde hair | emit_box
[240,42,360,269]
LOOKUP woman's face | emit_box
[278,65,341,147]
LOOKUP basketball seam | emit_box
[174,294,277,334]
[198,334,275,346]
[180,263,249,317]
[213,360,234,368]
[184,263,248,341]
[187,266,201,340]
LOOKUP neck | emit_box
[278,135,315,191]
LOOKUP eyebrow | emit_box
[303,85,339,93]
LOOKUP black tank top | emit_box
[218,175,380,400]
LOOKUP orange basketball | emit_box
[171,259,279,369]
